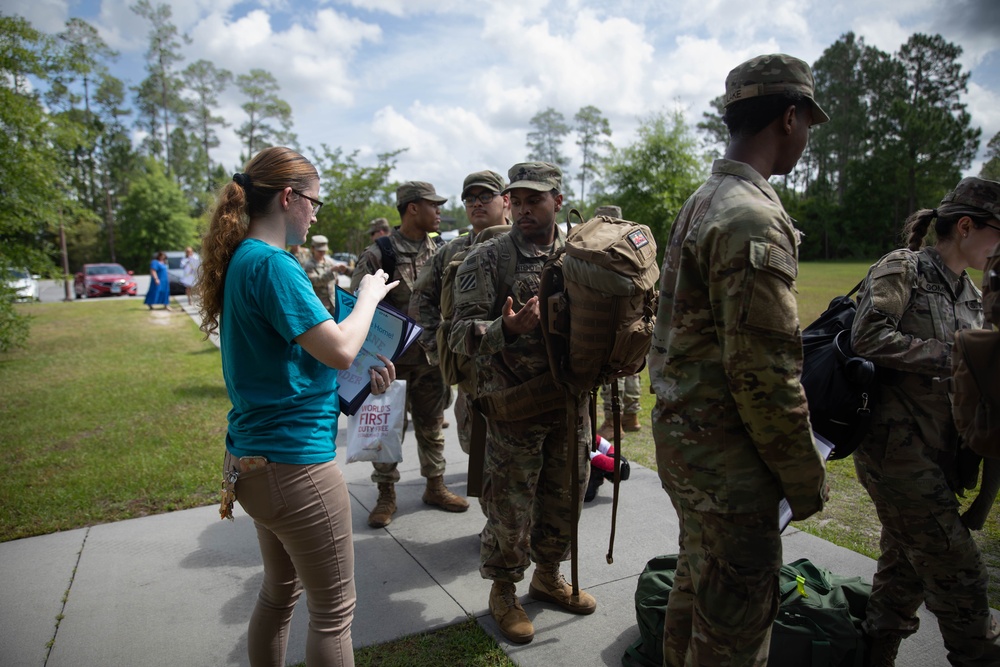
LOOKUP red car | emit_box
[74,263,138,298]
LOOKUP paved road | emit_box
[35,276,151,304]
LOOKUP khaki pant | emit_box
[234,456,356,667]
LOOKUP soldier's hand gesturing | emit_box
[501,296,539,337]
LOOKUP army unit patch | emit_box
[627,229,650,250]
[458,271,477,292]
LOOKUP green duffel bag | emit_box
[621,556,872,667]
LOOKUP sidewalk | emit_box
[0,300,968,666]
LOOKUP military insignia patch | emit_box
[458,271,477,292]
[627,229,650,249]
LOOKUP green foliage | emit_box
[604,109,706,258]
[527,106,570,170]
[574,105,613,204]
[236,68,295,160]
[116,158,197,268]
[310,145,405,256]
[981,131,1000,181]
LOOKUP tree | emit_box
[573,105,612,205]
[526,107,570,170]
[696,95,728,159]
[236,69,294,160]
[182,59,232,194]
[116,158,196,269]
[310,146,405,256]
[980,131,1000,181]
[130,0,188,170]
[604,110,706,257]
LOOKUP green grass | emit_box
[0,299,230,541]
[620,260,1000,608]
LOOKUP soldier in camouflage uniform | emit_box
[410,170,510,456]
[302,234,344,311]
[850,177,1000,667]
[648,54,829,666]
[351,181,469,528]
[450,162,596,645]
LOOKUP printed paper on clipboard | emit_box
[333,286,422,415]
[778,432,834,533]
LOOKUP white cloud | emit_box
[5,0,71,33]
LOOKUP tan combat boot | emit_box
[622,412,642,432]
[367,483,396,528]
[422,475,469,512]
[528,562,597,614]
[597,418,620,441]
[489,581,534,644]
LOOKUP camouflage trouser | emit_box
[663,495,781,667]
[479,404,590,583]
[370,361,449,484]
[854,451,1000,665]
[455,388,471,455]
[600,373,641,417]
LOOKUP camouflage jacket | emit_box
[351,229,440,366]
[648,159,826,519]
[409,232,473,365]
[449,224,565,396]
[851,247,984,467]
[302,254,340,310]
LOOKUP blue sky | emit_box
[10,0,1000,201]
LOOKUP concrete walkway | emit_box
[0,299,971,666]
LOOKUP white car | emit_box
[5,269,41,302]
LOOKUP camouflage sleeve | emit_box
[851,250,951,377]
[410,250,445,364]
[710,213,825,520]
[350,244,382,293]
[449,244,507,357]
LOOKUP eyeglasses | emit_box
[463,192,499,206]
[291,189,324,216]
[985,222,1000,234]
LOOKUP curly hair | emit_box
[196,147,318,338]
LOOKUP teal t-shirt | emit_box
[221,238,338,464]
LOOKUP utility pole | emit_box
[60,220,71,302]
[106,187,117,262]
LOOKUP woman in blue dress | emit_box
[197,146,397,667]
[144,251,171,310]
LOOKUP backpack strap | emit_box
[491,233,519,319]
[375,236,396,280]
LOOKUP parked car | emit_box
[161,251,187,295]
[74,263,137,298]
[4,268,41,302]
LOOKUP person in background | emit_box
[145,251,171,311]
[411,169,510,457]
[180,246,200,305]
[591,204,644,440]
[303,234,344,312]
[850,177,1000,667]
[351,181,468,528]
[648,54,829,666]
[287,243,311,266]
[197,146,397,667]
[367,217,391,241]
[450,162,596,645]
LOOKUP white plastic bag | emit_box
[344,379,406,464]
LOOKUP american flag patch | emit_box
[458,272,477,292]
[627,229,649,249]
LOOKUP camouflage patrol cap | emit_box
[367,217,390,234]
[940,177,1000,218]
[311,235,329,250]
[724,53,830,125]
[504,162,562,194]
[594,205,622,218]
[462,170,506,198]
[396,181,447,206]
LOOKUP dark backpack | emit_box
[376,234,443,280]
[800,281,877,460]
[622,556,871,667]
